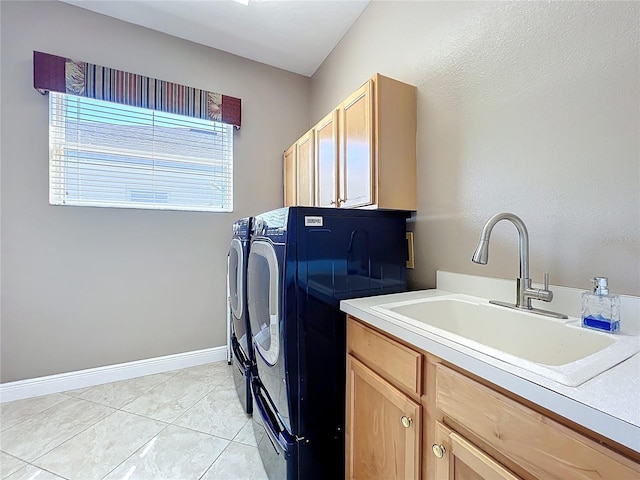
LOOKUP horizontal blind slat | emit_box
[49,92,233,212]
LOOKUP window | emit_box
[49,92,233,212]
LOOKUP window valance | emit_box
[33,51,241,128]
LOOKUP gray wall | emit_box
[3,0,639,383]
[0,1,309,382]
[311,1,640,296]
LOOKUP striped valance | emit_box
[33,51,241,128]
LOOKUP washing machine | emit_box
[228,216,254,414]
[246,207,409,480]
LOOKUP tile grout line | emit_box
[98,365,232,479]
[2,398,117,469]
[4,377,170,475]
[0,394,75,435]
[0,449,72,480]
[0,369,175,436]
[97,421,175,480]
[91,367,211,480]
[28,406,120,466]
[166,365,236,427]
[34,375,188,479]
[197,436,235,480]
[0,450,30,480]
[3,363,240,480]
[70,372,176,411]
[22,461,71,480]
[98,390,234,479]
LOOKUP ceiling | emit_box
[60,0,370,77]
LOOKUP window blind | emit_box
[49,92,233,212]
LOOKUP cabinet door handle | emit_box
[330,200,336,205]
[401,416,413,428]
[432,444,446,459]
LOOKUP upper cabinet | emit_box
[314,110,339,207]
[283,73,417,210]
[339,80,374,208]
[283,144,297,207]
[284,130,315,207]
[296,130,315,206]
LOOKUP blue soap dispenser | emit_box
[581,277,620,333]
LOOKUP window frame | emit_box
[48,92,234,213]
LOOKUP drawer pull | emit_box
[432,443,446,459]
[401,416,413,428]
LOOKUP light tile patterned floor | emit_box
[0,362,268,480]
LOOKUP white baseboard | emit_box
[0,346,228,403]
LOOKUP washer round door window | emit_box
[228,238,244,320]
[248,241,280,366]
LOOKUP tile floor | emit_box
[0,362,269,480]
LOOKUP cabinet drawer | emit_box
[347,317,422,396]
[435,364,640,480]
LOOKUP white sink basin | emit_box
[371,294,640,386]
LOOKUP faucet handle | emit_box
[539,272,554,302]
[524,273,554,303]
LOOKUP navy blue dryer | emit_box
[228,217,255,415]
[247,207,409,480]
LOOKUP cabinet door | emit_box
[283,144,297,207]
[339,80,374,208]
[314,110,338,207]
[432,421,521,480]
[435,364,640,480]
[296,130,315,206]
[346,355,421,480]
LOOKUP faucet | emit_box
[472,213,567,319]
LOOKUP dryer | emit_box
[228,216,255,415]
[246,207,409,480]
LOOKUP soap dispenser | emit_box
[581,277,620,333]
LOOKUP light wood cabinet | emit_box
[283,131,315,207]
[295,130,315,206]
[314,110,339,207]
[347,355,421,480]
[347,318,422,397]
[337,74,417,209]
[283,73,417,210]
[433,421,520,480]
[283,144,296,207]
[434,364,640,480]
[339,81,374,208]
[345,315,640,480]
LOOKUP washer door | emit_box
[248,240,280,366]
[228,238,244,320]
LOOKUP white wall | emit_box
[0,0,309,382]
[311,1,640,296]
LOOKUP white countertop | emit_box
[340,273,640,453]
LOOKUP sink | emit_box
[371,294,640,386]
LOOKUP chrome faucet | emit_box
[472,213,567,319]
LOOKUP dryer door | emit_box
[228,238,244,321]
[247,240,281,367]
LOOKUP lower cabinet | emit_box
[345,315,640,480]
[346,355,421,480]
[432,421,520,480]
